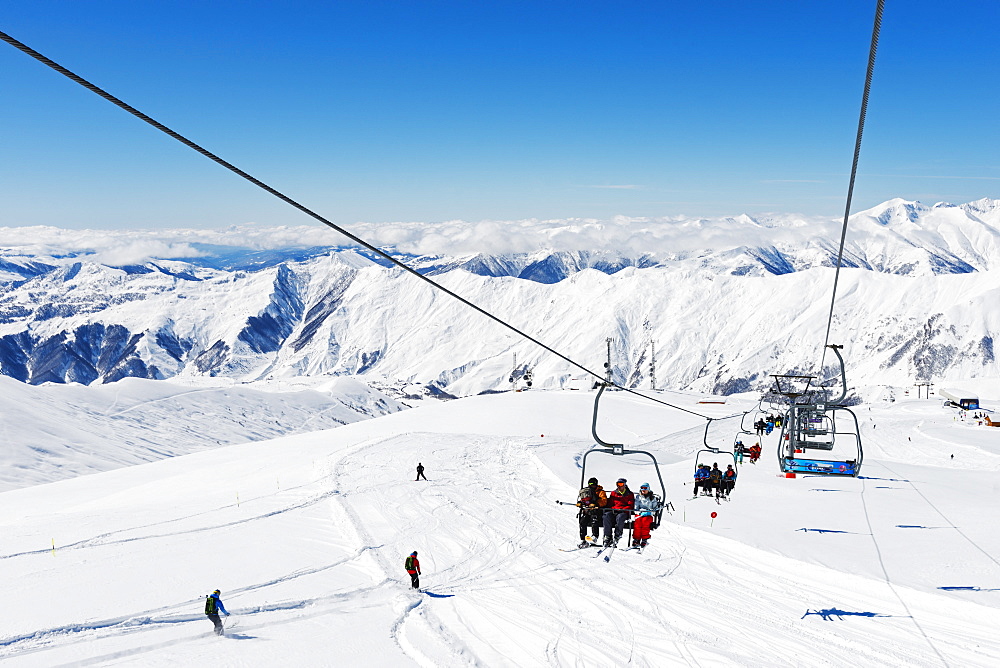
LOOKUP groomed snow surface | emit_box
[1,388,998,667]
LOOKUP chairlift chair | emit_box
[579,384,668,530]
[694,419,739,473]
[774,346,864,477]
[796,407,835,450]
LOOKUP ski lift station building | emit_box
[939,388,979,410]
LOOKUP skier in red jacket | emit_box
[602,478,635,547]
[405,551,421,589]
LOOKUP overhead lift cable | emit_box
[0,28,723,421]
[818,0,885,374]
[772,0,885,478]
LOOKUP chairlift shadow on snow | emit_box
[801,608,899,621]
[796,528,856,534]
[858,476,910,483]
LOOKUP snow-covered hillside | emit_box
[2,198,1000,395]
[0,389,997,666]
[0,375,406,491]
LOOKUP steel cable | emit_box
[819,0,885,375]
[0,28,715,420]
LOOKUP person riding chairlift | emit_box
[632,483,661,548]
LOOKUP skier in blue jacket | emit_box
[693,465,710,497]
[205,589,230,635]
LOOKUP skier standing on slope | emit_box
[205,589,230,636]
[576,477,608,548]
[603,478,635,547]
[631,483,661,548]
[405,551,421,589]
[416,463,427,481]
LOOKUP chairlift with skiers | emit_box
[693,419,739,474]
[579,383,668,528]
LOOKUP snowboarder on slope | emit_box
[576,477,608,547]
[603,478,635,547]
[632,483,661,548]
[405,551,421,589]
[205,589,230,635]
[416,463,427,481]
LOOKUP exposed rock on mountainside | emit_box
[2,199,999,395]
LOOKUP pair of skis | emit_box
[216,616,239,636]
[599,543,646,560]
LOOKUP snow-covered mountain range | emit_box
[2,197,1000,395]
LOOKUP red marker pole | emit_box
[710,511,718,527]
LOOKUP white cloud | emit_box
[5,198,991,259]
[90,241,206,265]
[0,215,840,258]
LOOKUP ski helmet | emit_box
[587,477,598,485]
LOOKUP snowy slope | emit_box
[0,375,407,491]
[0,389,997,666]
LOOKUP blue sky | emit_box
[1,1,998,231]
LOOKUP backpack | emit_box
[205,595,217,615]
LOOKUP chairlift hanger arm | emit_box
[826,344,848,405]
[592,383,622,450]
